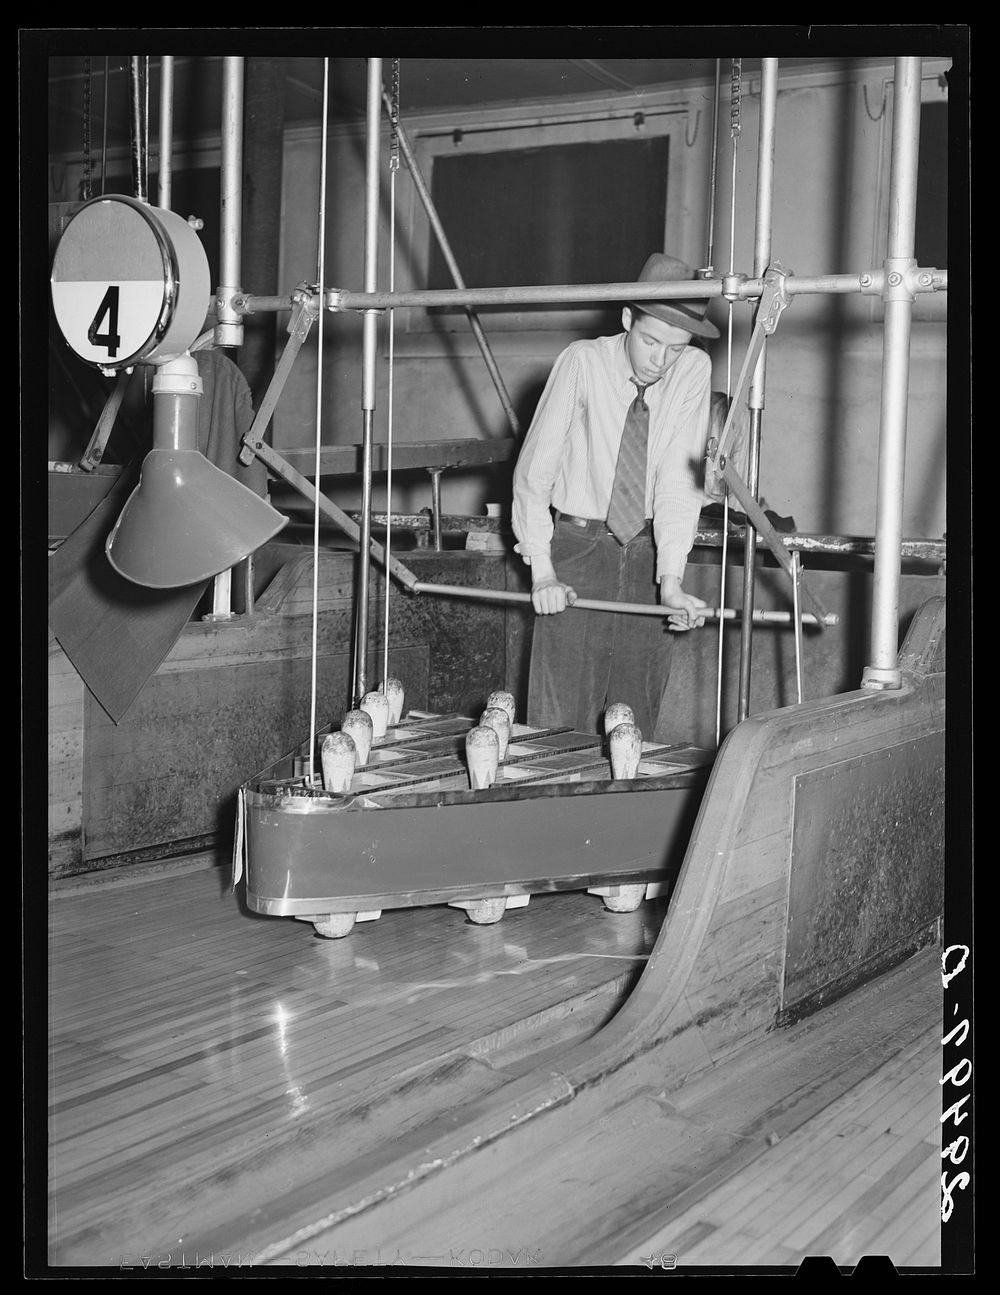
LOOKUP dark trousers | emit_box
[527,516,675,741]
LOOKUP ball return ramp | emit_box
[233,595,946,1268]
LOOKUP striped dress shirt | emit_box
[512,331,712,581]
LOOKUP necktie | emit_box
[606,380,650,544]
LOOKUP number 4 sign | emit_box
[51,194,211,369]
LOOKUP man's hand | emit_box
[658,575,707,631]
[529,555,577,615]
[532,576,578,615]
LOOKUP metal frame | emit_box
[204,55,944,711]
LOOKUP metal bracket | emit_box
[237,289,319,467]
[703,261,829,627]
[79,368,134,472]
[708,262,790,468]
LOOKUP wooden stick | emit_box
[409,581,838,626]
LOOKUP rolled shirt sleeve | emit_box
[511,344,586,564]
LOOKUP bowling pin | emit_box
[321,731,356,793]
[604,701,634,735]
[360,690,390,740]
[609,721,642,780]
[466,724,500,790]
[486,690,516,729]
[341,708,374,766]
[381,677,405,726]
[479,706,511,761]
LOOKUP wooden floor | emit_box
[39,854,946,1274]
[614,999,942,1267]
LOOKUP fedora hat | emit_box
[630,253,719,339]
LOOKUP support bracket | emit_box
[238,286,319,467]
[704,261,829,626]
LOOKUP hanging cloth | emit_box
[48,350,266,722]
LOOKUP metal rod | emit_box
[216,58,245,347]
[250,439,420,592]
[321,514,944,562]
[704,59,721,270]
[863,57,923,691]
[383,88,521,438]
[737,409,762,721]
[157,56,174,209]
[353,58,383,704]
[792,550,804,702]
[80,368,133,471]
[100,56,109,194]
[308,57,331,786]
[428,468,443,551]
[128,57,147,202]
[232,269,944,318]
[738,57,780,723]
[238,297,317,466]
[409,580,838,625]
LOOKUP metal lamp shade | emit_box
[106,448,287,588]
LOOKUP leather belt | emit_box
[554,510,652,538]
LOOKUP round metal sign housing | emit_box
[50,194,211,369]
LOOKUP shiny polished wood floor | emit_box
[45,856,662,1268]
[42,855,946,1273]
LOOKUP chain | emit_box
[389,58,401,172]
[82,56,93,201]
[730,57,742,138]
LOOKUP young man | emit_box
[511,252,718,741]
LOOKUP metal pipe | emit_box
[325,514,944,562]
[737,56,780,722]
[100,56,109,194]
[409,580,838,625]
[157,56,174,209]
[737,409,762,721]
[704,59,722,270]
[250,438,421,592]
[128,57,147,202]
[428,468,443,551]
[383,88,521,438]
[353,58,383,703]
[863,57,923,690]
[231,269,945,318]
[216,57,245,347]
[791,550,804,702]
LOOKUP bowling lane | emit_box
[46,857,670,1266]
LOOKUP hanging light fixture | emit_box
[104,354,287,588]
[51,194,287,588]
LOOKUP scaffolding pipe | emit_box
[704,59,722,271]
[157,56,174,209]
[353,58,383,703]
[216,58,245,348]
[863,57,923,690]
[232,269,944,317]
[383,88,521,438]
[128,57,148,202]
[737,56,780,723]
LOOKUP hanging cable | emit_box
[307,58,331,785]
[82,57,92,201]
[715,56,742,746]
[704,59,721,272]
[382,59,401,691]
[99,57,109,196]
